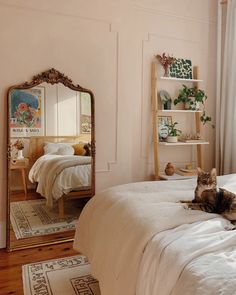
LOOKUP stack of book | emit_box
[175,167,197,176]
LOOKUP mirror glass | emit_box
[7,70,95,250]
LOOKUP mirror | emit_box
[7,69,95,251]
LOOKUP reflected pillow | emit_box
[44,143,74,155]
[73,143,86,156]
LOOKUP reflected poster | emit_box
[9,87,44,137]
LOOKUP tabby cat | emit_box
[184,168,235,215]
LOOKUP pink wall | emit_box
[0,0,217,247]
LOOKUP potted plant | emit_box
[173,85,214,127]
[165,122,182,143]
[13,139,24,159]
[156,53,175,77]
[159,90,172,110]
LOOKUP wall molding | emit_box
[0,1,110,26]
[0,1,120,174]
[133,3,217,25]
[96,25,119,174]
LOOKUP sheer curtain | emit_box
[216,0,236,175]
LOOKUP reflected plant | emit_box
[13,139,24,150]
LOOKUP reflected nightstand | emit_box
[10,158,29,197]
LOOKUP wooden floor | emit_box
[0,242,78,295]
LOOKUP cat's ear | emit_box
[197,167,204,175]
[210,168,217,177]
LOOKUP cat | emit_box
[194,167,217,203]
[182,168,235,216]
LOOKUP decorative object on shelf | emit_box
[158,125,169,141]
[156,53,175,77]
[165,121,182,143]
[179,132,204,142]
[169,58,192,79]
[159,90,172,110]
[175,167,197,176]
[13,139,24,159]
[174,85,214,127]
[158,116,172,141]
[165,162,175,176]
[185,163,193,170]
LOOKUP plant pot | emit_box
[163,101,171,110]
[17,149,24,159]
[184,100,200,111]
[166,136,178,143]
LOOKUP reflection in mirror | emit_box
[7,69,95,251]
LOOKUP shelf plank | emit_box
[160,173,197,180]
[158,110,202,113]
[159,141,209,146]
[160,77,203,82]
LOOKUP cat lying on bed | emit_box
[182,168,236,219]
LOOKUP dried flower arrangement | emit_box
[156,53,175,77]
[13,139,24,150]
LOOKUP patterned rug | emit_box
[10,199,83,239]
[22,255,100,295]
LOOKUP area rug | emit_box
[22,255,100,295]
[10,199,83,239]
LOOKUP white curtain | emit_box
[216,0,236,175]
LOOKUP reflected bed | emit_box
[28,137,93,218]
[73,174,236,295]
[29,154,91,205]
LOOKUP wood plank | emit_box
[0,242,78,295]
[151,62,160,180]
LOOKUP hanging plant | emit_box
[174,85,214,127]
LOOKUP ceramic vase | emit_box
[165,162,175,176]
[166,136,178,143]
[17,149,24,159]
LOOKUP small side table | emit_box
[10,158,29,197]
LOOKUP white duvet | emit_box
[74,174,236,295]
[29,155,91,205]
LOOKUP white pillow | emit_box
[44,143,74,155]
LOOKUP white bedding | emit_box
[73,174,236,295]
[29,154,91,205]
[137,218,236,295]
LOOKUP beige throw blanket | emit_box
[73,179,223,295]
[29,155,91,206]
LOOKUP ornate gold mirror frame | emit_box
[7,68,95,251]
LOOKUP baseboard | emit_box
[0,221,6,248]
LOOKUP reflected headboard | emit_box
[29,135,91,163]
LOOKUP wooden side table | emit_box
[10,158,29,197]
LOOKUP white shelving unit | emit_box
[160,173,197,181]
[159,141,209,146]
[158,110,202,113]
[160,76,203,83]
[151,62,208,180]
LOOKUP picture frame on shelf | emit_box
[169,58,193,79]
[158,115,172,127]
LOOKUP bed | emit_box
[73,174,236,295]
[28,136,92,217]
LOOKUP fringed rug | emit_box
[10,199,82,239]
[22,255,100,295]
